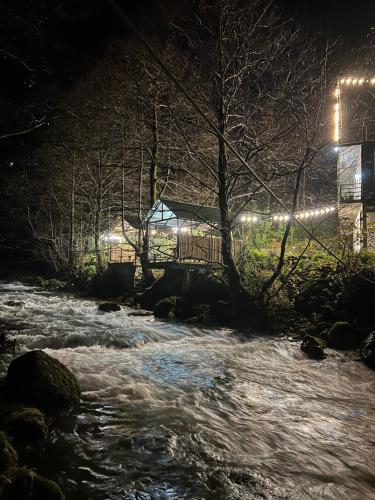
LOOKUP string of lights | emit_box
[334,76,375,143]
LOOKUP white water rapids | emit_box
[0,281,374,499]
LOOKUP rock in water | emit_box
[154,297,176,318]
[0,431,17,473]
[5,350,81,413]
[1,468,64,500]
[360,332,375,370]
[5,408,47,441]
[301,335,326,360]
[98,302,121,312]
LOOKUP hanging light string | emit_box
[106,0,375,286]
[334,76,375,144]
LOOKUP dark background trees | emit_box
[0,0,374,277]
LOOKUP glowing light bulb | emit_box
[240,215,246,222]
[252,216,258,222]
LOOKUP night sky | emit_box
[1,0,374,165]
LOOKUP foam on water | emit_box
[0,281,374,499]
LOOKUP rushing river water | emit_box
[0,282,374,499]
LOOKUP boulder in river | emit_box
[326,321,359,350]
[1,467,64,500]
[360,331,375,370]
[301,335,326,360]
[5,350,81,413]
[4,301,24,307]
[5,407,47,442]
[154,296,176,318]
[0,431,17,473]
[98,302,121,312]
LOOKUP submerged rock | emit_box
[360,332,375,370]
[127,310,153,317]
[4,301,24,307]
[0,432,17,473]
[301,335,326,360]
[5,408,47,442]
[154,296,176,318]
[5,350,81,413]
[1,468,64,500]
[327,321,359,350]
[98,302,121,312]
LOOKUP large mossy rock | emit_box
[1,468,64,500]
[5,408,47,442]
[154,297,177,318]
[5,350,81,413]
[326,321,359,350]
[360,332,375,370]
[0,432,17,473]
[301,335,326,360]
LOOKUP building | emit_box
[335,76,375,251]
[146,199,224,266]
[103,214,140,264]
[337,141,375,251]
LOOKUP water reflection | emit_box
[0,282,374,499]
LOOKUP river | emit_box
[0,281,374,499]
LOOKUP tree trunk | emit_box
[94,154,104,273]
[261,163,305,301]
[216,12,249,306]
[68,160,76,271]
[150,99,159,206]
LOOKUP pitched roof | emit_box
[160,198,221,224]
[124,214,141,229]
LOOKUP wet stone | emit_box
[98,302,121,313]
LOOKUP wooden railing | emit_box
[177,234,223,263]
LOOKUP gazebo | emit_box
[146,199,224,266]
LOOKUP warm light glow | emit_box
[271,206,336,224]
[150,229,157,236]
[334,83,340,143]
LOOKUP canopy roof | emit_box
[151,199,221,225]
